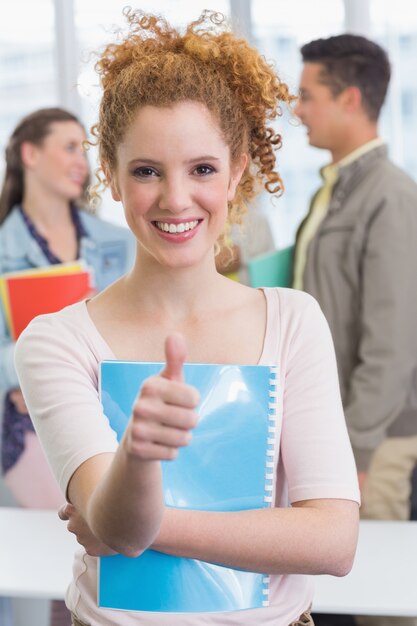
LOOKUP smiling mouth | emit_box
[153,220,200,234]
[69,172,85,184]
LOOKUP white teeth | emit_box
[156,220,198,234]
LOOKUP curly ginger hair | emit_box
[92,8,295,223]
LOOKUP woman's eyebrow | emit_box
[128,155,221,167]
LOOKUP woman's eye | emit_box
[194,164,215,176]
[133,167,158,178]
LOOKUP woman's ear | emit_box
[227,153,248,202]
[20,142,38,169]
[102,162,121,202]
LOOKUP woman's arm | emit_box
[66,334,199,557]
[152,498,359,576]
[60,497,358,577]
[15,322,199,558]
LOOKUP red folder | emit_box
[5,270,92,340]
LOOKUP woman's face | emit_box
[108,101,246,270]
[23,121,89,202]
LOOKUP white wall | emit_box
[0,482,51,626]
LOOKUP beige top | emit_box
[15,288,359,626]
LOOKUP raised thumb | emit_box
[160,333,187,382]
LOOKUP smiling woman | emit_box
[14,10,360,626]
[106,101,247,270]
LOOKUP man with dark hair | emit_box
[298,34,390,121]
[293,34,417,626]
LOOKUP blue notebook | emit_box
[98,361,278,613]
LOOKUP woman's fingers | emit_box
[58,504,117,556]
[129,397,198,455]
[125,333,200,461]
[130,415,193,448]
[139,376,199,410]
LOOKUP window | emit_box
[4,1,415,246]
[0,0,56,170]
[370,0,417,177]
[251,0,345,247]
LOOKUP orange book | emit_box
[3,270,92,340]
[0,262,86,331]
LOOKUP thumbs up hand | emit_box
[125,334,200,461]
[159,333,187,383]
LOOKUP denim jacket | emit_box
[0,206,136,391]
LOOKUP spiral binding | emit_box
[262,365,279,607]
[265,365,278,504]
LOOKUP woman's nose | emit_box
[158,176,192,213]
